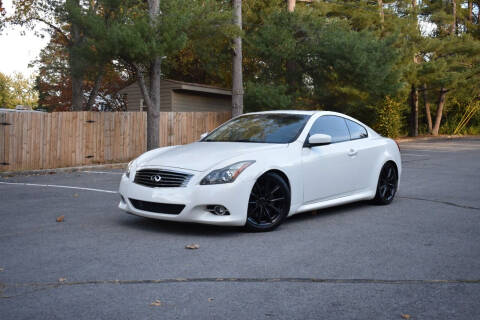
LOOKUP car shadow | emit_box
[117,214,243,236]
[117,200,372,235]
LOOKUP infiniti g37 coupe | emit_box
[119,111,401,231]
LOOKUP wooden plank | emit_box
[15,113,21,170]
[0,113,5,170]
[3,113,11,170]
[70,112,76,167]
[123,112,129,161]
[61,112,67,168]
[6,112,14,171]
[98,112,104,164]
[105,112,112,162]
[22,113,29,170]
[92,112,98,164]
[142,111,147,152]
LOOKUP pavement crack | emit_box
[3,278,479,299]
[5,277,480,288]
[399,196,480,211]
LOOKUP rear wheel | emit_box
[245,172,290,232]
[373,162,398,205]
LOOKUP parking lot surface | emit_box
[1,137,479,319]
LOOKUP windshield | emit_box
[203,113,311,144]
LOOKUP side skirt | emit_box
[290,191,375,216]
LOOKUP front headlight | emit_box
[125,160,135,178]
[200,161,255,185]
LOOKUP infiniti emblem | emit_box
[150,175,162,182]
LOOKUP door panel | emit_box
[301,115,357,203]
[348,138,384,191]
[302,141,357,203]
[344,119,381,191]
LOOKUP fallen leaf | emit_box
[208,298,214,302]
[56,215,65,222]
[401,314,411,319]
[150,299,162,307]
[73,193,79,198]
[58,277,67,283]
[185,244,200,250]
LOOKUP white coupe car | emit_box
[119,111,401,231]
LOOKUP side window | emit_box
[309,116,350,143]
[345,119,368,140]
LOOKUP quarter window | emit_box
[345,119,368,140]
[309,116,350,143]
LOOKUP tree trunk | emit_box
[468,1,473,22]
[287,0,295,12]
[232,0,243,117]
[147,57,161,150]
[378,0,384,29]
[70,3,84,111]
[432,88,448,136]
[451,0,457,35]
[423,84,432,134]
[71,72,84,111]
[286,0,296,93]
[409,84,418,137]
[86,71,104,111]
[138,0,161,150]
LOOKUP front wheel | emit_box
[245,172,290,232]
[373,162,398,205]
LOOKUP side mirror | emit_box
[307,134,332,147]
[200,132,209,140]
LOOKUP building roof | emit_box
[163,79,232,96]
[119,79,232,96]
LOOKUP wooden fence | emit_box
[0,111,231,172]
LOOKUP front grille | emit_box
[134,169,192,188]
[129,198,185,215]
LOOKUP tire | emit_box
[373,162,398,205]
[245,172,290,232]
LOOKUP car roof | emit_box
[244,110,346,117]
[242,110,380,138]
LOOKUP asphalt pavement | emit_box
[0,137,479,319]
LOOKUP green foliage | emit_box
[0,72,38,109]
[246,7,403,125]
[244,81,293,112]
[4,0,480,136]
[375,96,403,138]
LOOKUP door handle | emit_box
[348,149,358,157]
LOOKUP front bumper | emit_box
[118,172,254,226]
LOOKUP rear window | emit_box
[346,119,368,140]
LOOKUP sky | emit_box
[0,0,51,77]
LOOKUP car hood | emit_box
[138,142,286,172]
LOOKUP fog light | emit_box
[207,205,230,216]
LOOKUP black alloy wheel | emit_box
[246,172,290,232]
[374,162,398,205]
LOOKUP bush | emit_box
[374,96,402,138]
